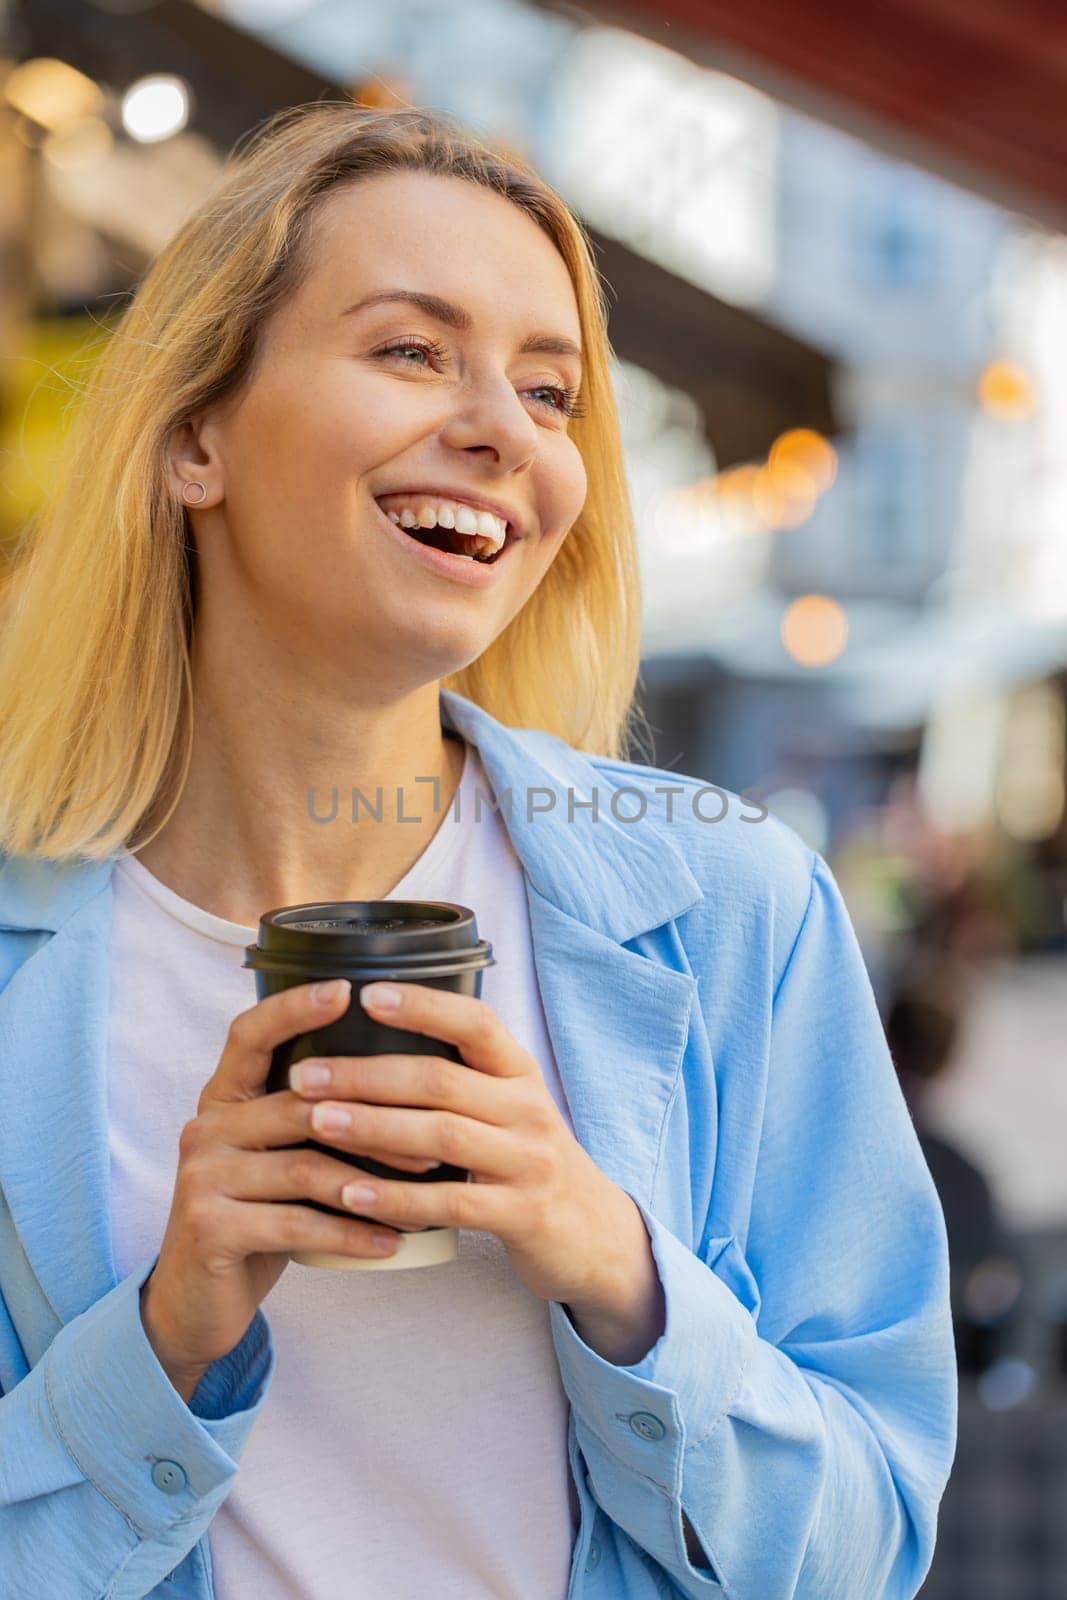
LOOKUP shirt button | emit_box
[585,1536,602,1571]
[151,1460,188,1494]
[629,1412,666,1441]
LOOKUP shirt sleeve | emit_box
[0,1251,275,1597]
[548,849,958,1598]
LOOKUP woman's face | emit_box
[183,170,588,689]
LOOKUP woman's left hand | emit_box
[288,980,633,1310]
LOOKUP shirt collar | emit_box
[438,687,702,941]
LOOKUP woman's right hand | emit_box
[139,978,431,1400]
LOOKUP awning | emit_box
[538,0,1067,232]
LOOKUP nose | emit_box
[437,372,539,471]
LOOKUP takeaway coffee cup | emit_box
[243,901,494,1272]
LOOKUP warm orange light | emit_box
[781,593,848,667]
[978,360,1035,420]
[4,57,103,129]
[752,466,787,526]
[350,74,417,111]
[762,457,819,527]
[716,465,761,501]
[708,465,763,535]
[769,429,837,493]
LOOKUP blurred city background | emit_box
[2,1,1066,1594]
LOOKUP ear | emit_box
[167,413,222,507]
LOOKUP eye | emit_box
[373,341,586,419]
[375,339,444,366]
[528,384,586,419]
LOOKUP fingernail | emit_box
[312,1104,353,1132]
[361,982,400,1010]
[313,979,350,1005]
[290,1061,331,1091]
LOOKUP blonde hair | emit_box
[0,102,652,864]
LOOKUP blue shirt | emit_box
[0,686,956,1598]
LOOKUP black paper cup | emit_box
[243,900,494,1272]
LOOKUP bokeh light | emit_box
[769,428,838,493]
[120,75,192,143]
[780,593,849,666]
[3,57,104,130]
[978,359,1036,420]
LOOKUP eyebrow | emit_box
[340,289,583,368]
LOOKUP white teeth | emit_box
[377,495,508,559]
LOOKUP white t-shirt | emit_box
[106,736,581,1599]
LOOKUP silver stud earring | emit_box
[181,481,207,506]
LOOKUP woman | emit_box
[0,104,955,1599]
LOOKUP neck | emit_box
[130,658,465,927]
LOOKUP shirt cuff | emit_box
[549,1196,756,1487]
[44,1253,276,1539]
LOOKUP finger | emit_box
[216,1194,403,1259]
[358,983,533,1079]
[212,1088,440,1172]
[289,1054,505,1126]
[202,979,354,1110]
[304,1100,512,1177]
[222,1147,439,1223]
[334,1167,495,1236]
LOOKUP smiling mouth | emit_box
[373,499,512,564]
[404,522,506,564]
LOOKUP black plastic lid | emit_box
[242,899,494,979]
